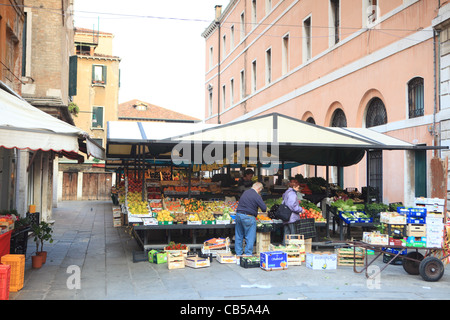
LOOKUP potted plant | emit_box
[32,221,54,267]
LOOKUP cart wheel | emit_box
[402,252,424,275]
[419,257,445,282]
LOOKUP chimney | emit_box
[215,5,222,22]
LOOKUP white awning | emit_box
[106,113,445,167]
[0,88,105,159]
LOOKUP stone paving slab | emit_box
[7,200,450,302]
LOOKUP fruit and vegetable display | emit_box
[187,213,201,222]
[216,211,232,222]
[172,212,187,223]
[198,211,215,221]
[157,210,174,222]
[164,242,188,250]
[301,208,326,222]
[149,200,163,212]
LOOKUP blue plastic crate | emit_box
[396,207,409,215]
[408,207,427,218]
[407,217,426,224]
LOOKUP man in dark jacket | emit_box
[235,182,266,256]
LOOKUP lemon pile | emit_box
[157,209,173,222]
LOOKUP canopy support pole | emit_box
[187,163,192,199]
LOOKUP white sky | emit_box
[73,1,230,120]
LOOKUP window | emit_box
[303,17,312,62]
[69,56,78,97]
[222,84,226,110]
[208,88,213,116]
[266,48,272,85]
[330,0,340,45]
[282,34,289,75]
[240,12,245,40]
[230,78,235,105]
[209,47,214,69]
[408,77,424,118]
[92,138,103,148]
[92,106,104,129]
[368,0,378,25]
[366,97,387,128]
[230,25,235,49]
[222,34,226,57]
[92,65,106,85]
[240,70,245,99]
[306,117,316,124]
[251,60,257,93]
[265,0,272,15]
[252,0,257,27]
[331,108,347,127]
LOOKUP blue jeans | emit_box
[235,212,256,256]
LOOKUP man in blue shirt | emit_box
[235,182,267,256]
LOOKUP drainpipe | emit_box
[433,28,441,157]
[215,5,222,124]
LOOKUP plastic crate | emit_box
[10,227,31,254]
[240,256,260,268]
[0,265,11,300]
[0,254,25,292]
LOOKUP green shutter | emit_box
[415,150,427,197]
[68,56,78,96]
[102,65,107,84]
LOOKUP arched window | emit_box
[408,77,424,118]
[331,108,347,127]
[366,97,387,128]
[306,117,315,124]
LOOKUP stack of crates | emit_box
[0,254,25,292]
[0,265,11,300]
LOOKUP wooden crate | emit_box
[256,232,271,255]
[337,248,365,267]
[285,234,305,245]
[167,252,185,269]
[407,224,426,237]
[269,244,305,265]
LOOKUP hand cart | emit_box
[346,240,449,282]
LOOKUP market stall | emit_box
[106,113,448,273]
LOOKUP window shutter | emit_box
[102,65,107,84]
[69,56,78,96]
[92,65,96,83]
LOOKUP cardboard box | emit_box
[388,237,406,247]
[148,250,167,264]
[203,237,230,250]
[216,252,236,264]
[260,251,288,271]
[406,236,427,248]
[363,232,389,245]
[185,256,210,268]
[113,218,122,227]
[306,252,337,270]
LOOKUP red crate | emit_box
[0,254,25,292]
[0,265,11,300]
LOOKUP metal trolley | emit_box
[347,240,450,282]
